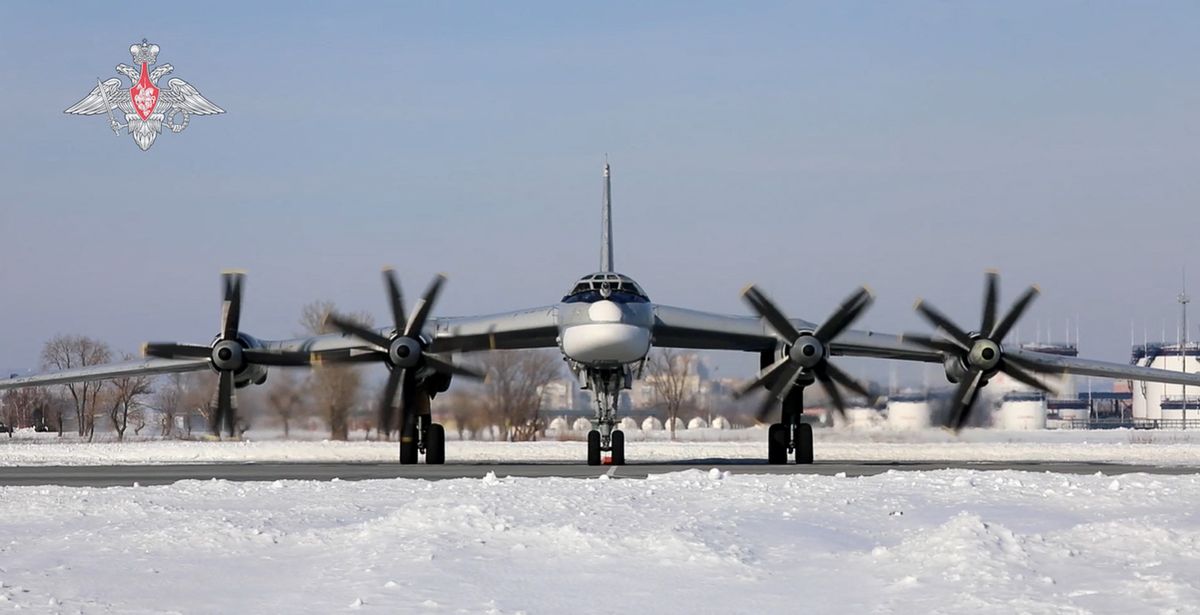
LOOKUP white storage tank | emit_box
[641,416,663,431]
[837,406,882,428]
[994,392,1047,430]
[1131,343,1200,420]
[618,417,640,432]
[547,416,569,432]
[687,417,708,430]
[886,392,932,430]
[711,416,731,430]
[572,417,592,432]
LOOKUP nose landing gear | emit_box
[583,367,630,466]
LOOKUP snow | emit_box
[5,428,1200,466]
[1,469,1199,613]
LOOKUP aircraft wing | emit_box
[430,306,561,353]
[1007,347,1200,387]
[650,304,942,362]
[0,357,210,391]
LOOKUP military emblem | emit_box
[65,40,223,151]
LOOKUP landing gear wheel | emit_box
[399,418,419,464]
[610,430,625,466]
[425,423,446,465]
[587,430,602,466]
[767,423,788,465]
[794,422,814,465]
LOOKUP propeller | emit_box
[323,269,483,438]
[905,271,1054,432]
[735,285,875,423]
[144,272,313,437]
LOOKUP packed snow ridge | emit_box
[1,470,1199,613]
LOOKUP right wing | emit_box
[64,78,123,115]
[0,357,210,391]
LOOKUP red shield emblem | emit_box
[129,62,159,120]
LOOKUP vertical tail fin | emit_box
[600,160,614,272]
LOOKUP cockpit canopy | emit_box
[563,272,650,304]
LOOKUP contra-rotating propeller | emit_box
[323,269,483,438]
[904,271,1054,432]
[144,272,313,437]
[736,285,875,423]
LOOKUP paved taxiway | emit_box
[0,460,1197,487]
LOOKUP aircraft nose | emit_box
[588,300,624,323]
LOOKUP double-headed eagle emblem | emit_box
[66,40,223,151]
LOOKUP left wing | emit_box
[160,78,224,115]
[0,357,210,391]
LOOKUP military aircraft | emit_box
[5,163,1200,465]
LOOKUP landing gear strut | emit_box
[584,367,629,466]
[767,384,813,464]
[398,394,446,465]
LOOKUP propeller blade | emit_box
[981,271,999,337]
[1001,348,1061,374]
[900,333,967,355]
[405,274,446,338]
[815,371,847,422]
[754,361,805,422]
[383,268,407,333]
[216,370,236,438]
[735,357,791,398]
[242,349,314,367]
[822,361,871,399]
[999,360,1054,393]
[945,369,984,433]
[424,354,485,380]
[742,285,802,344]
[813,287,873,343]
[143,343,211,360]
[396,368,415,448]
[327,313,393,350]
[309,348,387,365]
[220,272,244,342]
[914,299,975,349]
[379,368,403,437]
[990,284,1040,342]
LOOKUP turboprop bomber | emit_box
[6,163,1200,465]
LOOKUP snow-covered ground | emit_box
[4,428,1200,466]
[2,469,1199,613]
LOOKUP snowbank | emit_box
[0,470,1198,613]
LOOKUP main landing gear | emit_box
[584,367,629,466]
[398,394,446,465]
[767,385,814,465]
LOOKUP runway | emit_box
[1,460,1197,487]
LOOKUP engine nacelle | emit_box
[943,356,969,384]
[226,333,268,388]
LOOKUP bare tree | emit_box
[301,301,371,441]
[434,389,487,440]
[102,355,154,441]
[180,371,218,438]
[644,348,697,441]
[2,385,53,433]
[155,373,185,437]
[41,335,112,439]
[265,369,307,438]
[477,350,562,441]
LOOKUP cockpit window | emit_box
[562,273,649,303]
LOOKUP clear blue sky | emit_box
[1,2,1197,382]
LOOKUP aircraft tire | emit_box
[794,422,814,464]
[425,423,446,465]
[768,423,788,465]
[587,430,602,466]
[611,430,625,466]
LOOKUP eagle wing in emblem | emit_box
[64,78,124,115]
[159,78,224,115]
